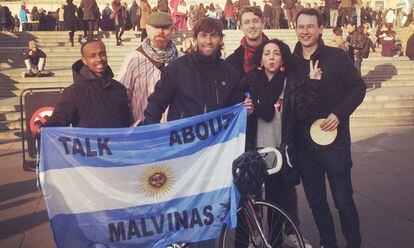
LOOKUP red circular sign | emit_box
[29,106,55,133]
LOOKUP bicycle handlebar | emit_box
[257,147,283,176]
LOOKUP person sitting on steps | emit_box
[23,40,48,77]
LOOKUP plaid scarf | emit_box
[141,38,179,64]
[241,37,257,73]
[241,35,269,73]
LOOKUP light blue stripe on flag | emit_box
[40,103,246,171]
[40,103,246,248]
[50,187,239,248]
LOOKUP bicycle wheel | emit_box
[219,200,305,248]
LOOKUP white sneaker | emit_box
[284,234,313,248]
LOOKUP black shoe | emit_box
[116,41,122,46]
[27,70,34,77]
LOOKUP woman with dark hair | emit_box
[240,38,303,247]
[243,39,293,155]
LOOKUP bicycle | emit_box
[219,147,305,248]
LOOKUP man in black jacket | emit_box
[144,17,253,125]
[227,7,312,248]
[144,17,252,248]
[291,8,365,248]
[33,40,132,136]
[226,6,266,78]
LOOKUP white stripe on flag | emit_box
[40,135,244,218]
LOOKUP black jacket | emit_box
[144,51,244,124]
[291,40,366,150]
[242,68,297,147]
[226,35,270,78]
[42,60,132,128]
[226,45,247,78]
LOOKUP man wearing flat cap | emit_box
[118,11,182,124]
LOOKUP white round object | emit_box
[310,119,338,146]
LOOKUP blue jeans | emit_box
[226,17,235,29]
[296,146,361,248]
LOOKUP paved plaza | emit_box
[0,126,413,248]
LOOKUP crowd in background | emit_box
[0,0,413,33]
[0,0,413,59]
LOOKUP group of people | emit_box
[33,5,367,248]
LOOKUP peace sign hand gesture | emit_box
[309,60,322,80]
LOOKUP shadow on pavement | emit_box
[0,178,37,203]
[0,210,48,240]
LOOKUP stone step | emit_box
[366,80,414,88]
[350,116,414,127]
[0,129,22,141]
[0,111,21,122]
[0,119,21,131]
[359,99,414,109]
[0,139,21,150]
[363,74,414,81]
[352,108,414,117]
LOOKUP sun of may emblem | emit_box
[139,165,176,198]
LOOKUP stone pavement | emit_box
[0,126,413,248]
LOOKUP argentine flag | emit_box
[39,104,246,248]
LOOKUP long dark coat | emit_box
[64,3,78,30]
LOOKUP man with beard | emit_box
[143,17,253,125]
[143,18,253,248]
[33,40,132,136]
[118,11,181,124]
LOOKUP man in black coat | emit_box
[144,17,253,248]
[291,8,365,248]
[226,6,266,78]
[144,18,253,125]
[33,40,132,136]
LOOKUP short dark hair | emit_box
[193,17,224,38]
[295,8,324,27]
[80,40,105,55]
[252,39,292,70]
[238,6,263,23]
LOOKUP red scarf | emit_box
[241,37,257,73]
[240,35,269,73]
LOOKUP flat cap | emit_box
[146,11,174,28]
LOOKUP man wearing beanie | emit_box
[118,11,182,124]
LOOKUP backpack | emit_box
[349,31,368,50]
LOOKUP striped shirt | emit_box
[118,50,167,123]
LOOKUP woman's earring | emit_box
[279,65,286,72]
[258,64,264,71]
